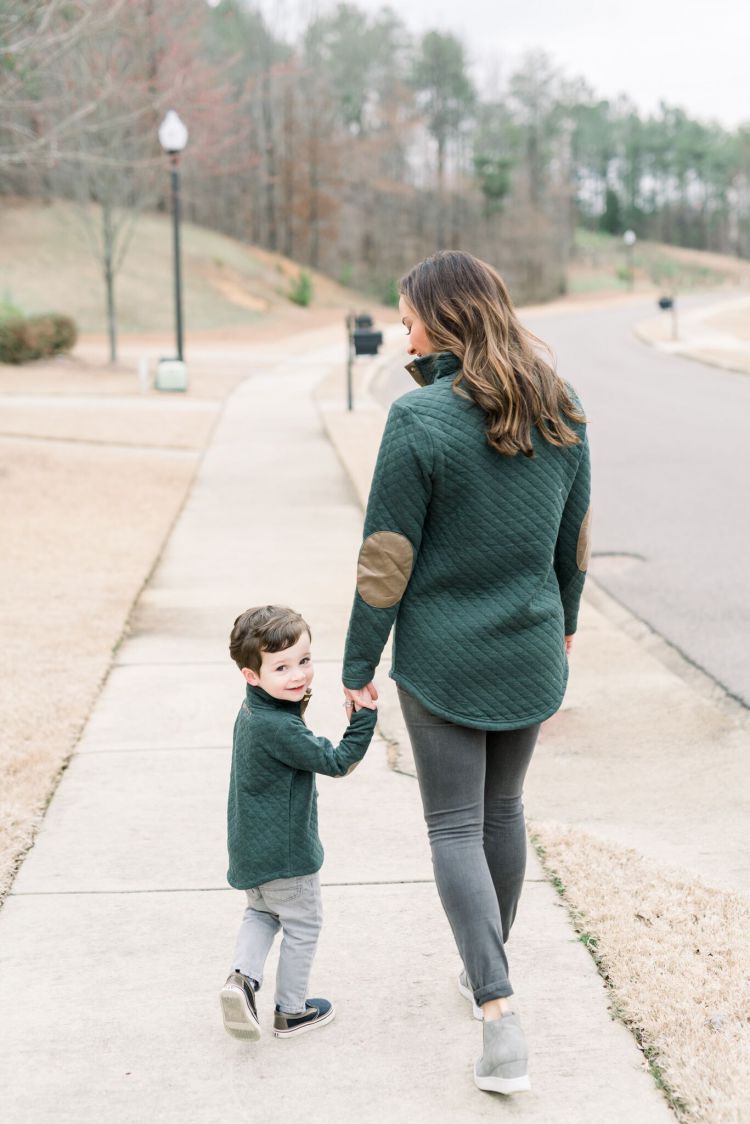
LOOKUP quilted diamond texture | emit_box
[343,362,590,730]
[227,688,376,889]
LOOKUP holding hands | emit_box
[343,681,379,716]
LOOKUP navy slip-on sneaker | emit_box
[273,997,335,1038]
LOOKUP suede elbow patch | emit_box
[576,506,592,571]
[357,531,414,608]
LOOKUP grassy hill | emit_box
[2,198,748,339]
[569,228,749,295]
[0,197,369,337]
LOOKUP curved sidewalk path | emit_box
[0,334,670,1122]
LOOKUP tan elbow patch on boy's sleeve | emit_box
[576,506,592,571]
[357,531,414,608]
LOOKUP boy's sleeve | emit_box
[553,432,591,635]
[270,706,377,776]
[343,402,434,689]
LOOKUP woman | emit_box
[342,250,590,1094]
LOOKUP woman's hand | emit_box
[565,635,574,655]
[343,682,379,711]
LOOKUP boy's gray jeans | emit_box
[232,872,322,1014]
[398,687,539,1006]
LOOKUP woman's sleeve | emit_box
[342,402,433,689]
[553,432,592,635]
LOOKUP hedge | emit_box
[0,314,78,364]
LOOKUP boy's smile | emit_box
[242,632,314,701]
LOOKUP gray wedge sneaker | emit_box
[456,969,483,1021]
[474,1010,530,1095]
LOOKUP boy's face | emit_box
[242,631,314,702]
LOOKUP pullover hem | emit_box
[228,859,323,892]
[391,669,566,732]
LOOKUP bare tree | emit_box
[0,0,127,170]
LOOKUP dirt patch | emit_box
[686,348,750,375]
[700,303,750,341]
[0,437,201,897]
[0,398,219,448]
[206,263,271,313]
[531,823,750,1124]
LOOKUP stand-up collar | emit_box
[245,683,311,717]
[405,351,462,386]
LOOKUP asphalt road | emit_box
[373,298,750,707]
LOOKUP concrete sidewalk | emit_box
[0,335,670,1122]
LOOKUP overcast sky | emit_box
[288,0,750,128]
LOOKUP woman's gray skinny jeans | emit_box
[398,687,539,1006]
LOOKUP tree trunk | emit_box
[436,135,446,248]
[102,203,117,364]
[261,68,278,251]
[308,105,321,268]
[282,80,296,260]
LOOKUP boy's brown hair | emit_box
[229,605,311,672]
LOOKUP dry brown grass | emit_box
[530,822,750,1124]
[0,435,200,896]
[0,198,369,335]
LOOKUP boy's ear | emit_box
[241,667,260,686]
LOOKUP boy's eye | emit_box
[300,657,310,665]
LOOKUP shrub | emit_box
[383,277,400,307]
[0,295,23,323]
[288,270,314,307]
[50,315,77,353]
[0,313,79,364]
[0,319,30,363]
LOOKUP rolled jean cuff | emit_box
[475,980,514,1005]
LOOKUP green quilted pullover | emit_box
[227,685,377,889]
[343,351,591,731]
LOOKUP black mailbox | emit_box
[658,296,674,310]
[353,328,383,355]
[355,313,374,330]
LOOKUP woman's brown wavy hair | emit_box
[400,250,585,456]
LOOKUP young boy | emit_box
[220,604,376,1041]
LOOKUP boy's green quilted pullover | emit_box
[227,685,377,889]
[343,351,591,730]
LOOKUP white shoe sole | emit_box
[220,986,261,1041]
[474,1066,531,1095]
[457,971,483,1021]
[273,1004,336,1038]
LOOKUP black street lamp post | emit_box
[158,111,188,385]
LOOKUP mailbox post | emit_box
[345,312,355,411]
[345,312,383,411]
[658,294,678,341]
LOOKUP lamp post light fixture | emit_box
[623,229,637,292]
[156,110,188,390]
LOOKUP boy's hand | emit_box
[343,683,378,711]
[343,698,374,716]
